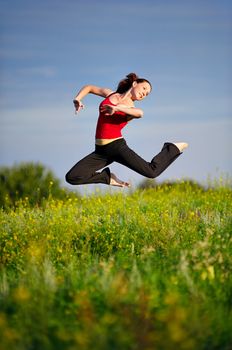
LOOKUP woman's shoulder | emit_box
[107,92,119,103]
[100,92,118,105]
[107,93,134,106]
[103,88,114,97]
[101,92,134,108]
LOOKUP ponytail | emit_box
[116,73,152,94]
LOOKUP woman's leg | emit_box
[65,139,183,186]
[113,140,181,178]
[65,151,112,185]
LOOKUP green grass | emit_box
[0,180,232,350]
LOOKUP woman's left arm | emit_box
[100,104,144,118]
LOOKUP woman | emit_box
[65,73,188,187]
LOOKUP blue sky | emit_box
[1,0,231,190]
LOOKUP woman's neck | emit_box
[120,89,133,103]
[110,90,134,107]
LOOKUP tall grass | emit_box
[0,180,231,350]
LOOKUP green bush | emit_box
[0,162,72,208]
[138,178,205,191]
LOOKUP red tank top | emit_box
[95,94,128,139]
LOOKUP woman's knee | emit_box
[145,168,160,179]
[65,171,84,185]
[65,172,74,184]
[146,173,157,179]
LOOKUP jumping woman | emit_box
[65,73,188,188]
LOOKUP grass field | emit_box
[0,180,232,350]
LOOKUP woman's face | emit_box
[131,81,151,101]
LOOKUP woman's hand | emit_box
[73,100,84,114]
[100,104,116,116]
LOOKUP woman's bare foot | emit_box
[173,142,189,152]
[110,173,130,187]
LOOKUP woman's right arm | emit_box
[73,85,113,113]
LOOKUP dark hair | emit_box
[116,73,152,94]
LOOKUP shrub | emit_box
[0,162,73,208]
[138,178,205,192]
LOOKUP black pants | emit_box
[65,138,181,185]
